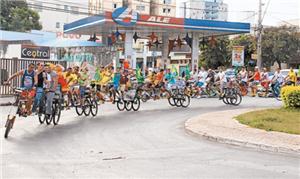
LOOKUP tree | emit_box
[199,36,231,69]
[262,26,300,68]
[0,0,42,32]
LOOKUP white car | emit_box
[280,69,299,78]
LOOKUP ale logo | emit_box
[112,7,139,26]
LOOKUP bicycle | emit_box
[38,90,62,125]
[4,87,32,138]
[75,87,98,116]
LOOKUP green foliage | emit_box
[262,26,300,68]
[0,0,42,31]
[236,108,300,134]
[199,36,231,69]
[281,86,300,108]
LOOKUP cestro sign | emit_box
[21,45,50,59]
[112,7,139,26]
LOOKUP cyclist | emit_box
[271,67,284,97]
[44,64,58,119]
[111,67,121,104]
[249,66,260,97]
[5,63,36,116]
[32,63,47,113]
[285,67,297,86]
[260,68,270,97]
[239,67,248,87]
[78,67,90,104]
[164,69,176,90]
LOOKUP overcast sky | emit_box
[223,0,300,25]
[69,0,299,26]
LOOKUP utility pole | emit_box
[183,2,187,18]
[257,0,263,69]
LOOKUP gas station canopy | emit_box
[64,9,250,36]
[63,7,250,71]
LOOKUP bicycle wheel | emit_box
[4,117,14,138]
[38,102,46,124]
[45,114,52,125]
[125,101,132,111]
[90,99,98,116]
[180,95,190,108]
[168,97,176,106]
[75,105,83,116]
[174,96,182,107]
[52,101,61,125]
[230,94,242,106]
[83,99,91,116]
[222,96,230,104]
[117,100,125,111]
[132,97,140,111]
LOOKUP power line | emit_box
[26,0,259,14]
[262,0,271,23]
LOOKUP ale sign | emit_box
[21,45,50,59]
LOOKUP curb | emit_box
[0,102,12,106]
[185,110,300,155]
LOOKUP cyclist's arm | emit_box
[51,75,58,92]
[7,70,24,82]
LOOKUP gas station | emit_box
[63,7,250,73]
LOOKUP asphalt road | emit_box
[1,97,299,178]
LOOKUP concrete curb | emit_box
[185,109,300,155]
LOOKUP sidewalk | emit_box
[185,109,300,154]
[0,96,14,106]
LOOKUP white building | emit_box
[27,0,89,32]
[177,0,228,21]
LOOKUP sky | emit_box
[68,0,299,26]
[223,0,300,25]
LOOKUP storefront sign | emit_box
[21,45,50,59]
[251,53,257,60]
[112,7,139,26]
[232,46,244,67]
[56,32,81,39]
[62,53,94,62]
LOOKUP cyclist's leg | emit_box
[32,87,43,113]
[46,92,55,115]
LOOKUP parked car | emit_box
[280,69,299,78]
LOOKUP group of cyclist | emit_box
[4,60,299,117]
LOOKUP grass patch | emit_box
[235,108,300,135]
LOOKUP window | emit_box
[56,22,60,29]
[136,5,145,11]
[163,0,171,4]
[64,5,68,10]
[113,3,117,9]
[168,9,171,13]
[34,2,42,12]
[71,6,79,14]
[163,8,166,13]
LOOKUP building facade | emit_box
[177,0,228,21]
[88,0,176,16]
[150,0,176,17]
[28,0,88,32]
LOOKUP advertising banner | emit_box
[21,45,50,59]
[232,46,244,67]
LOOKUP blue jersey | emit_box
[21,70,35,89]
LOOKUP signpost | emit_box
[232,46,244,67]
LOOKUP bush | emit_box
[281,86,300,108]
